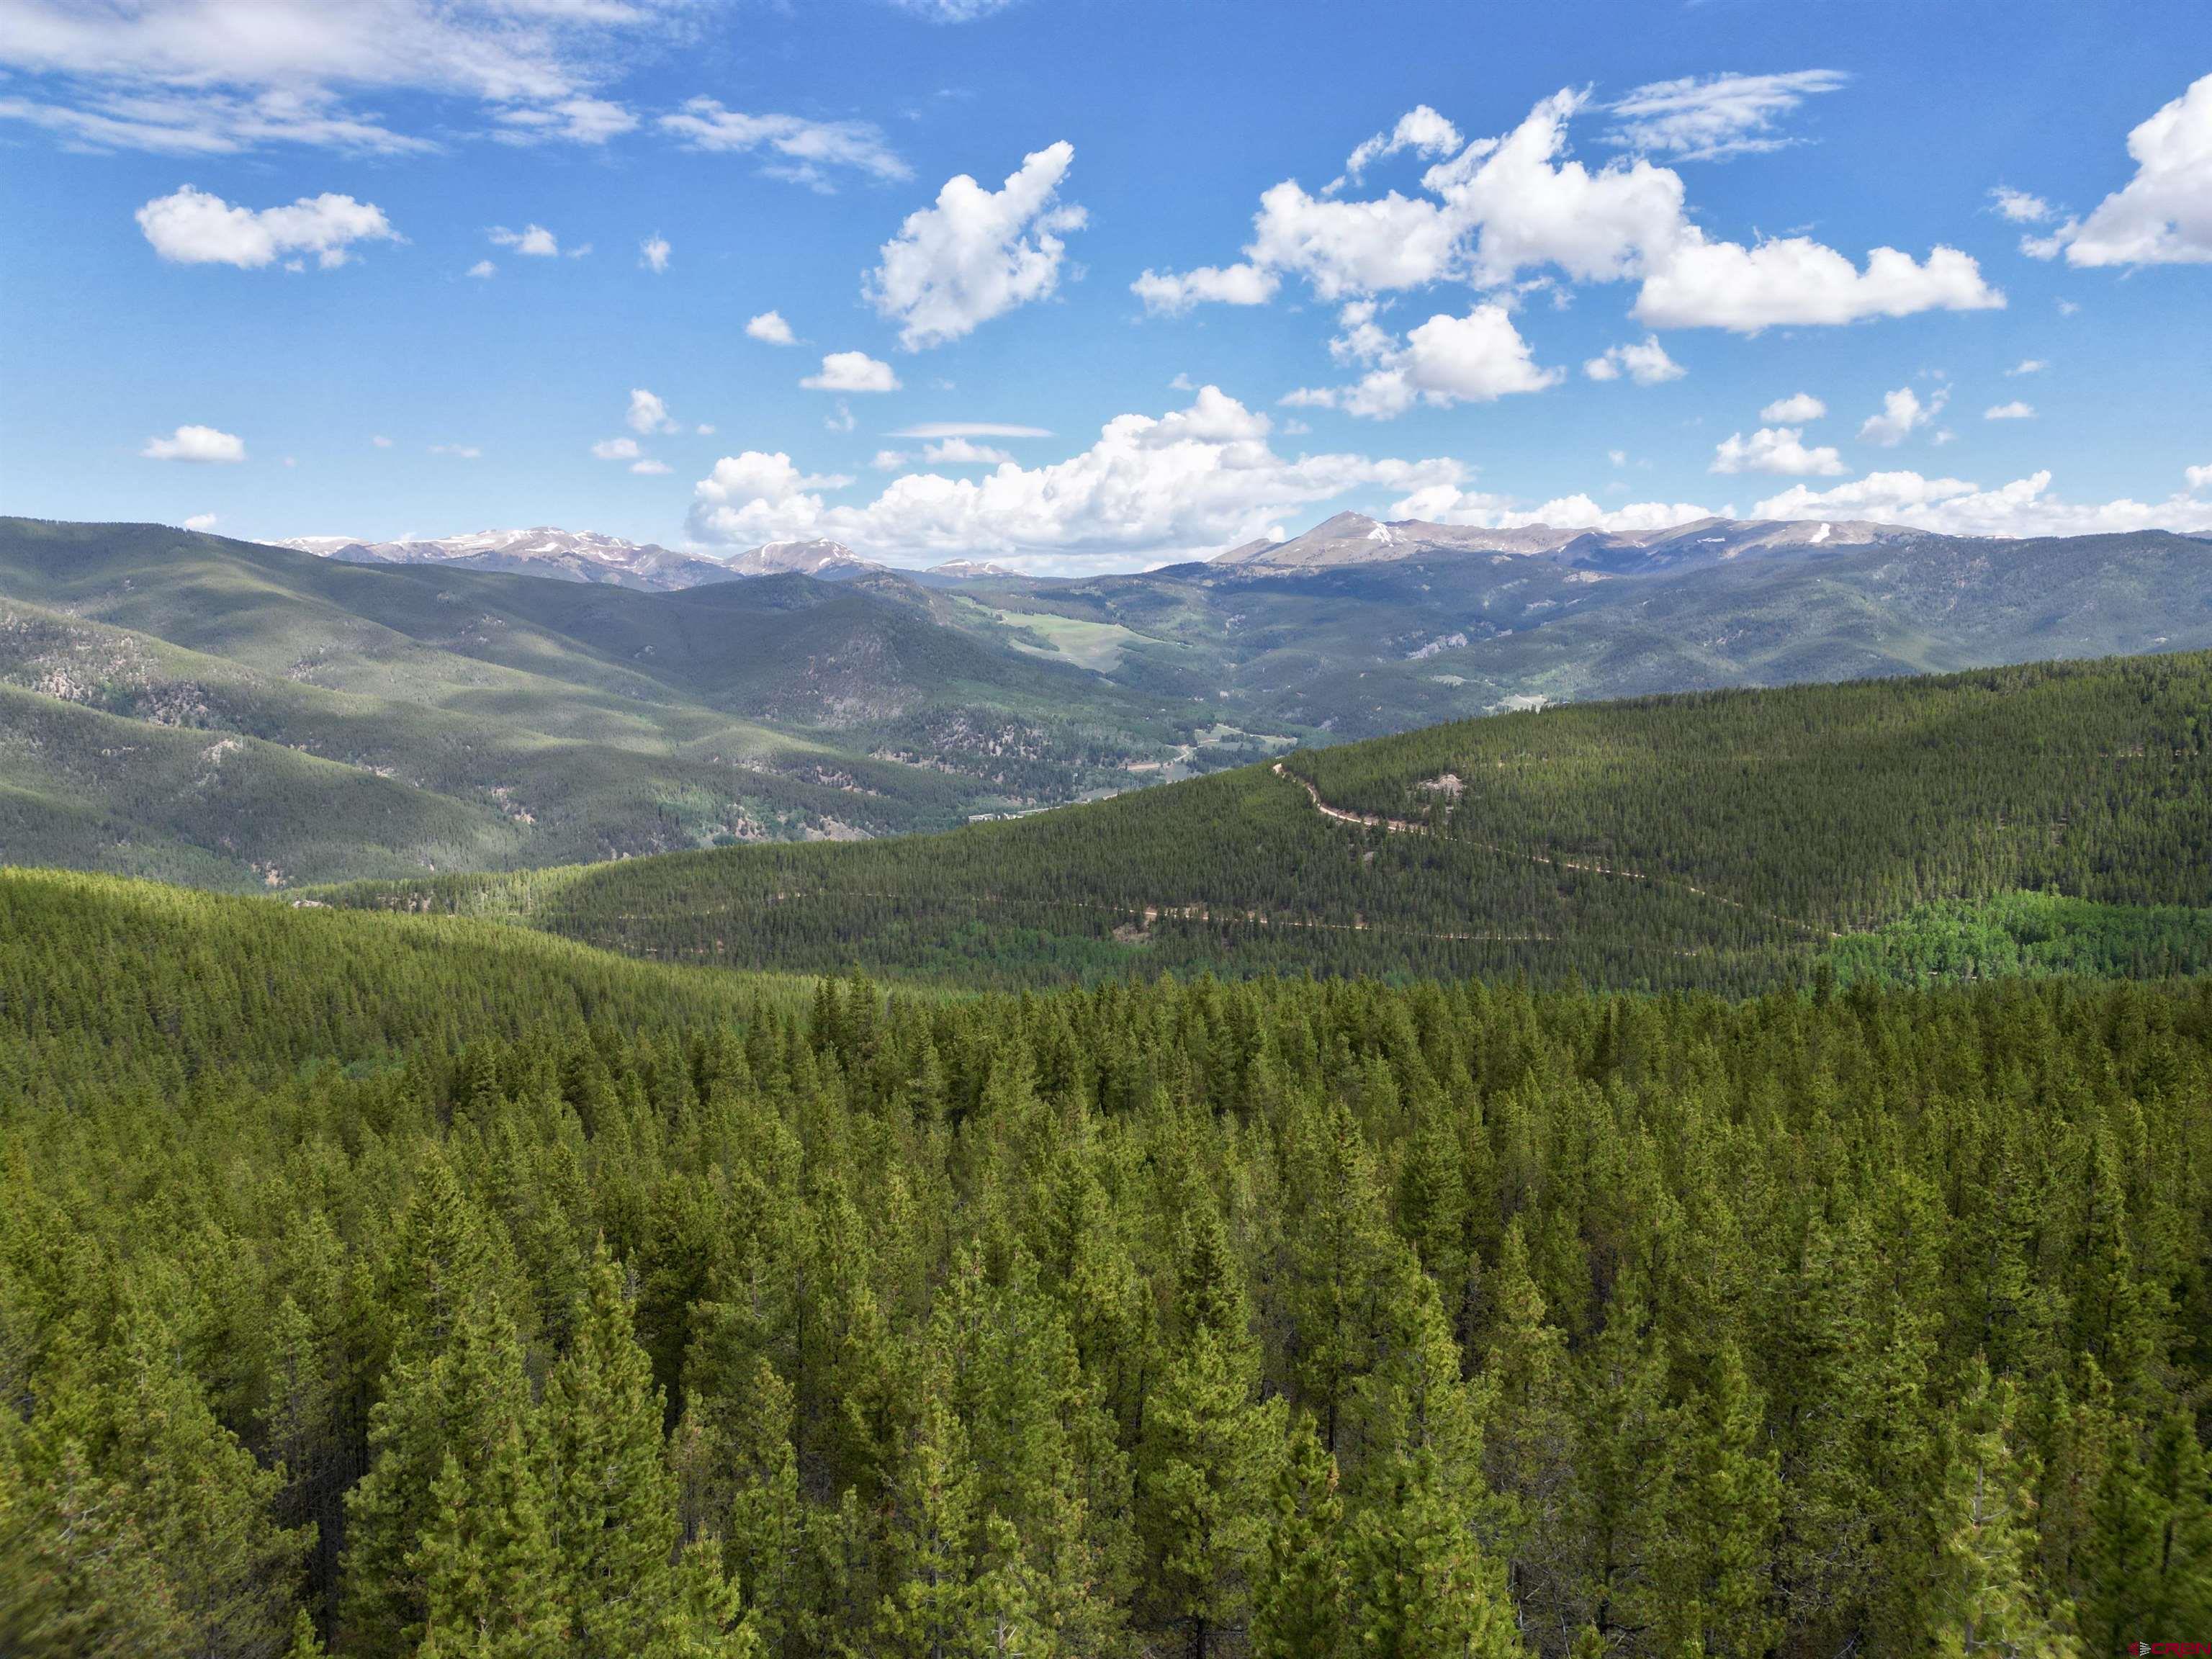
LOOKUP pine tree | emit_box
[2074,1128,2159,1413]
[1251,1414,1349,1659]
[673,1356,804,1656]
[410,1439,566,1659]
[1280,1096,1396,1451]
[1340,1260,1523,1659]
[344,1295,553,1658]
[1654,1340,1780,1659]
[1139,1201,1284,1658]
[876,1364,986,1658]
[288,1604,329,1658]
[544,1245,711,1658]
[1481,1218,1577,1635]
[2144,1414,2212,1628]
[2088,1413,2212,1645]
[1922,1364,2080,1658]
[2080,1423,2162,1654]
[1566,1270,1675,1647]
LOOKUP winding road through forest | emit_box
[1270,762,1839,940]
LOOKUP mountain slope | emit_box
[967,521,2212,739]
[1208,509,1909,574]
[0,519,1219,885]
[13,514,2212,892]
[279,526,749,590]
[320,647,2212,992]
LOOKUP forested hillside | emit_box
[325,650,2212,993]
[0,519,1220,884]
[946,524,2212,741]
[12,518,2212,892]
[2,873,2206,1655]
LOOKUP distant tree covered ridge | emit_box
[14,513,2212,891]
[1,871,2207,1653]
[320,649,2212,994]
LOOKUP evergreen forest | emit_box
[2,865,2207,1655]
[324,650,2212,995]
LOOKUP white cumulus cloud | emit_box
[1583,336,1684,385]
[688,452,858,546]
[1323,302,1561,418]
[868,140,1085,349]
[687,385,1465,568]
[2188,462,2212,492]
[2026,73,2212,266]
[184,512,218,530]
[136,184,397,267]
[1392,486,1714,534]
[143,423,246,462]
[1858,385,1945,446]
[592,437,642,460]
[1143,89,2002,336]
[1710,426,1845,476]
[639,235,670,273]
[1990,186,2054,224]
[1336,104,1465,188]
[627,388,678,434]
[920,437,1015,464]
[1760,392,1827,423]
[490,223,557,256]
[745,310,798,346]
[802,351,901,393]
[467,258,496,279]
[1755,468,2212,538]
[1633,233,2000,331]
[1984,401,2036,421]
[1130,263,1280,315]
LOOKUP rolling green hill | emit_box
[10,516,2212,894]
[0,519,1236,886]
[0,866,804,1107]
[958,525,2212,739]
[319,648,2212,992]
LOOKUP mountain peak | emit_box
[724,539,878,579]
[270,526,742,591]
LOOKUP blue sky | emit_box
[3,0,2209,572]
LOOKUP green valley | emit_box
[10,516,2212,892]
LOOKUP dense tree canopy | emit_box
[2,872,2206,1653]
[322,651,2212,994]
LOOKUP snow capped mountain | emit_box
[913,559,1027,585]
[273,526,1035,590]
[269,526,743,591]
[719,539,882,580]
[1210,512,1917,576]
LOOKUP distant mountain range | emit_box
[8,511,2212,889]
[270,527,1019,591]
[275,513,1921,593]
[1210,510,1912,575]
